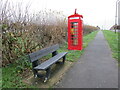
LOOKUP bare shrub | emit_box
[83,25,99,35]
[1,0,67,66]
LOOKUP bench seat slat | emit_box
[34,52,67,70]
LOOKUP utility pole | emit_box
[118,1,120,26]
[115,0,119,33]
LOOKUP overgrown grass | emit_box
[2,31,98,88]
[102,30,119,61]
[2,65,26,88]
[2,56,35,88]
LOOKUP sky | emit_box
[8,0,118,29]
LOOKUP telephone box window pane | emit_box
[75,25,78,27]
[73,35,77,37]
[73,39,78,46]
[71,22,78,25]
[73,22,78,25]
[74,29,78,31]
[74,35,78,37]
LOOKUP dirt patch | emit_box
[19,68,33,79]
[22,61,73,88]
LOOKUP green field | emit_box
[2,31,98,88]
[102,30,119,61]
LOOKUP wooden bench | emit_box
[28,44,68,82]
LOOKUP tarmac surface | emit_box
[55,31,118,88]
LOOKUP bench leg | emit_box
[33,69,38,78]
[52,51,58,57]
[63,55,66,64]
[44,67,51,82]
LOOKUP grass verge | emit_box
[2,58,35,88]
[102,30,119,61]
[2,30,98,88]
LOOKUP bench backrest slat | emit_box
[29,44,59,63]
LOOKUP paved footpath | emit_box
[55,31,118,88]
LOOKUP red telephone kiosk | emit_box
[68,9,83,50]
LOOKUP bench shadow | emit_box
[23,60,72,88]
